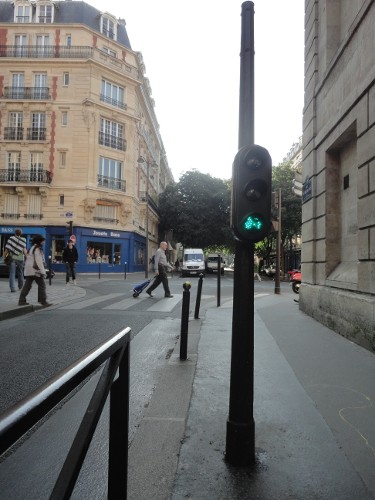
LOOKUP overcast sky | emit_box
[89,0,305,181]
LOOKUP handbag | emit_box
[4,249,13,266]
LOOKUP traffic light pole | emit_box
[226,1,256,466]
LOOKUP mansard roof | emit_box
[0,0,132,49]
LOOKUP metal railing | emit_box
[99,131,127,151]
[97,174,126,192]
[0,45,94,59]
[0,326,131,500]
[0,169,52,184]
[3,86,51,100]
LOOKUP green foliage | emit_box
[158,170,233,250]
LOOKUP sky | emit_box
[89,0,305,181]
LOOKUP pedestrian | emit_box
[146,241,174,298]
[19,234,52,307]
[5,228,27,293]
[62,240,79,284]
[175,258,180,271]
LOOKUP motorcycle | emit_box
[290,270,301,294]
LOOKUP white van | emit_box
[205,254,225,275]
[181,248,205,277]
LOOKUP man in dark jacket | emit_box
[62,240,79,284]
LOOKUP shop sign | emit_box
[302,176,312,204]
[82,228,122,238]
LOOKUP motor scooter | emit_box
[290,270,301,294]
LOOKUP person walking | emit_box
[62,240,79,284]
[146,241,174,298]
[5,228,27,293]
[19,234,52,307]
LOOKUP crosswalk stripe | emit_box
[59,293,124,309]
[146,295,182,312]
[104,296,146,309]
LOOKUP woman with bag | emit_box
[18,234,52,307]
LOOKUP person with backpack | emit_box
[5,228,27,293]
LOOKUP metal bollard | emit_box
[98,261,101,279]
[217,254,221,307]
[180,281,191,360]
[194,273,204,319]
[48,256,52,286]
[124,262,127,280]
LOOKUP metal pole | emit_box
[48,256,52,286]
[145,162,149,279]
[194,273,204,319]
[275,188,281,294]
[226,1,255,466]
[124,262,127,280]
[180,282,191,360]
[217,253,221,307]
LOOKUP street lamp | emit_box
[137,156,157,278]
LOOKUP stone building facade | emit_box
[301,0,375,350]
[0,0,173,274]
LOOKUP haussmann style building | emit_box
[0,0,174,274]
[301,0,375,351]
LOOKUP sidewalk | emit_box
[128,293,375,500]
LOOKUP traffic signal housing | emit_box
[231,144,272,242]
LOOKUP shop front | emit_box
[1,225,46,254]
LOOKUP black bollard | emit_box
[48,256,52,286]
[217,254,221,307]
[194,273,204,319]
[98,261,101,279]
[180,281,191,360]
[124,262,127,280]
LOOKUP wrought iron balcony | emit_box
[3,86,51,100]
[0,169,52,183]
[27,128,46,141]
[24,214,43,219]
[1,213,20,219]
[0,45,94,59]
[98,132,127,151]
[93,217,119,224]
[4,127,24,140]
[97,174,126,192]
[100,94,127,110]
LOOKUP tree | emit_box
[158,170,232,249]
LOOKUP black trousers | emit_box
[19,275,47,304]
[147,265,171,296]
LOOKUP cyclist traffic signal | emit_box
[231,144,272,242]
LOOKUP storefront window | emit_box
[134,241,145,265]
[51,236,65,262]
[87,241,113,263]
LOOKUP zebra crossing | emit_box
[58,292,183,312]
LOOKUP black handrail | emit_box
[0,326,131,499]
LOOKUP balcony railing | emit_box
[93,217,119,224]
[3,87,51,100]
[1,213,20,219]
[97,174,126,192]
[0,45,94,59]
[100,94,127,110]
[26,128,46,141]
[98,132,127,151]
[4,127,24,140]
[24,214,43,219]
[0,169,52,183]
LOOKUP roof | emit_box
[0,0,132,49]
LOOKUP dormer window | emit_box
[101,15,117,40]
[14,3,32,23]
[37,2,54,23]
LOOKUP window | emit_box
[26,194,42,219]
[15,4,31,23]
[100,79,125,109]
[7,152,21,181]
[63,72,69,86]
[51,236,65,263]
[29,152,43,180]
[59,195,65,206]
[11,73,24,98]
[34,73,47,98]
[66,35,71,47]
[15,34,27,57]
[61,111,68,126]
[87,241,114,264]
[99,118,125,150]
[94,202,118,224]
[38,4,53,23]
[101,16,116,40]
[102,46,117,58]
[98,157,125,191]
[3,194,19,219]
[36,34,50,56]
[29,112,46,140]
[6,112,23,140]
[59,151,67,168]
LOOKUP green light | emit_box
[243,215,264,231]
